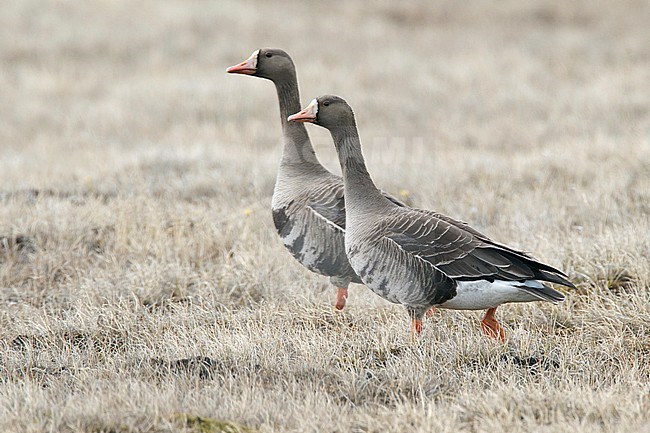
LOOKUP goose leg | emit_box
[410,319,423,336]
[481,307,506,342]
[334,287,348,310]
[407,306,427,338]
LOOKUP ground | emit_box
[1,1,649,432]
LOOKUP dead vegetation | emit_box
[1,0,649,432]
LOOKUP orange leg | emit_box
[334,287,348,310]
[410,318,423,337]
[425,307,437,318]
[481,307,506,342]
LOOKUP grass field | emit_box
[1,1,649,432]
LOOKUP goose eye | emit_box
[265,52,273,58]
[323,101,330,107]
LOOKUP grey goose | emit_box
[227,49,405,310]
[288,96,575,340]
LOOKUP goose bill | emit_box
[226,50,259,74]
[288,99,318,123]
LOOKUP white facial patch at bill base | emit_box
[307,99,318,116]
[248,49,259,68]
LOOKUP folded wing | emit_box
[383,208,575,293]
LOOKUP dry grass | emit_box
[1,1,649,432]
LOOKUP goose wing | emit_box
[419,210,538,259]
[307,182,405,231]
[307,182,347,230]
[382,208,574,288]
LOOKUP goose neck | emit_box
[331,127,383,205]
[275,79,320,167]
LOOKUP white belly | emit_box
[439,280,539,310]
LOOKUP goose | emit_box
[227,49,405,310]
[288,96,575,340]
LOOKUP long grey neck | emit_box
[331,126,386,208]
[275,78,322,168]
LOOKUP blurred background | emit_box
[3,0,649,196]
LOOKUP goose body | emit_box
[288,96,574,339]
[346,206,567,315]
[271,167,360,288]
[227,49,402,308]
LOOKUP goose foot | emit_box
[334,287,348,310]
[481,307,506,342]
[425,307,437,318]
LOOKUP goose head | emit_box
[287,95,355,130]
[226,48,296,81]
